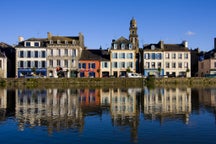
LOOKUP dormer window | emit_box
[129,44,132,50]
[121,43,125,49]
[65,40,68,44]
[114,44,117,49]
[72,40,76,45]
[34,42,39,47]
[57,40,61,44]
[50,40,53,44]
[25,42,30,47]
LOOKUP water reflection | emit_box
[143,87,191,124]
[1,87,216,140]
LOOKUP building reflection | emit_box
[12,86,216,137]
[0,89,7,121]
[110,88,140,143]
[143,87,191,124]
[15,89,84,133]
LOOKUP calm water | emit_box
[0,87,216,144]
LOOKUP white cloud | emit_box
[185,31,196,36]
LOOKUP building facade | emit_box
[198,38,216,77]
[15,38,47,78]
[143,41,191,77]
[46,32,85,78]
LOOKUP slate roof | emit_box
[79,49,110,61]
[144,41,189,51]
[111,36,133,50]
[0,51,6,58]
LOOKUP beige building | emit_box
[46,32,85,78]
[143,41,191,77]
[109,18,139,77]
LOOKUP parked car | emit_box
[127,72,142,78]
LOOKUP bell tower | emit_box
[129,17,139,53]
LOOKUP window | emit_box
[27,61,31,68]
[127,53,133,59]
[166,62,170,68]
[121,43,125,49]
[64,49,68,56]
[128,62,133,68]
[0,60,2,68]
[58,49,61,56]
[102,62,108,68]
[112,53,118,58]
[144,53,150,59]
[146,62,150,68]
[120,53,125,58]
[20,51,24,58]
[72,59,75,67]
[214,62,216,68]
[88,63,95,69]
[72,49,76,57]
[79,63,86,69]
[184,62,188,68]
[50,49,53,56]
[34,51,38,58]
[172,62,176,68]
[165,53,170,59]
[129,44,132,49]
[57,60,61,66]
[112,62,118,68]
[26,42,30,47]
[172,53,176,59]
[65,40,68,44]
[19,61,24,68]
[49,60,53,67]
[57,40,61,44]
[41,51,46,58]
[41,61,46,68]
[34,42,39,47]
[64,60,68,67]
[114,44,117,49]
[72,40,76,45]
[152,53,155,59]
[121,62,125,68]
[178,62,182,68]
[184,53,188,59]
[27,51,31,58]
[151,62,155,68]
[35,61,38,68]
[158,62,161,68]
[50,40,53,44]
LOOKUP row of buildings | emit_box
[0,17,215,78]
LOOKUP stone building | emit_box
[46,32,85,78]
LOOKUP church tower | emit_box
[129,17,139,53]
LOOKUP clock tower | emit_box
[129,17,139,53]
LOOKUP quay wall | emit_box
[1,77,216,89]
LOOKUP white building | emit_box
[15,38,47,77]
[143,41,191,77]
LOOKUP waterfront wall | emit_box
[1,77,216,89]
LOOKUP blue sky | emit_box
[0,0,216,51]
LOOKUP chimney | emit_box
[182,40,188,48]
[47,32,52,40]
[159,40,164,49]
[18,36,24,42]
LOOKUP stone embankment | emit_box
[1,77,216,89]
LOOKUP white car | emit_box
[127,73,142,78]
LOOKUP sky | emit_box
[0,0,216,51]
